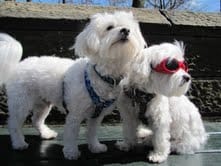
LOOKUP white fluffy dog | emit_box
[116,42,207,163]
[0,11,146,160]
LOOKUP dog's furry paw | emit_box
[89,143,107,153]
[137,126,153,144]
[171,143,195,155]
[63,148,81,160]
[115,141,132,152]
[12,141,29,150]
[40,129,58,140]
[148,151,168,163]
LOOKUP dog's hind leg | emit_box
[86,114,108,153]
[7,96,31,150]
[32,101,57,139]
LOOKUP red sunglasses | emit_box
[152,58,188,74]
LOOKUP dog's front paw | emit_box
[12,141,29,150]
[89,143,107,153]
[40,128,58,139]
[137,126,153,145]
[115,141,132,152]
[63,148,81,160]
[148,151,168,163]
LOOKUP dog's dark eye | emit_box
[144,45,147,49]
[165,59,179,70]
[106,25,114,31]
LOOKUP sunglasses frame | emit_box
[152,57,188,74]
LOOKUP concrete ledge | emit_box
[162,10,221,27]
[1,2,220,28]
[0,2,169,24]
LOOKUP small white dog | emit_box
[117,42,207,163]
[0,11,146,160]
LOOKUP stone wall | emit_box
[0,2,221,124]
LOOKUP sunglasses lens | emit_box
[165,59,179,71]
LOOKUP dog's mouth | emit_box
[179,80,186,87]
[111,36,129,46]
[118,38,129,43]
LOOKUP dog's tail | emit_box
[0,33,22,85]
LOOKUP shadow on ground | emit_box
[0,135,154,166]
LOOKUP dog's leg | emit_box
[170,133,196,154]
[116,93,138,151]
[86,115,108,153]
[169,96,208,154]
[136,125,153,145]
[32,102,57,139]
[147,96,171,163]
[7,97,31,150]
[63,111,83,160]
[170,117,207,154]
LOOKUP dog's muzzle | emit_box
[180,75,191,86]
[182,75,190,82]
[120,28,130,41]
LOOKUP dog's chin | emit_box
[168,84,190,97]
[109,39,137,57]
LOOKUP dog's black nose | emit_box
[183,75,190,82]
[120,28,130,38]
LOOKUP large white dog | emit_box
[0,11,146,160]
[116,42,207,163]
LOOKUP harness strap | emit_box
[85,64,116,118]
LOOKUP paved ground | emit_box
[0,121,221,166]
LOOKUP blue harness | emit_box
[84,64,118,118]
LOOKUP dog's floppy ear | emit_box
[73,14,101,58]
[128,50,152,87]
[133,52,152,78]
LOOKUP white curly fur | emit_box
[117,42,207,163]
[0,11,146,160]
[0,33,22,85]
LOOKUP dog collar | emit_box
[93,65,122,86]
[85,64,116,118]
